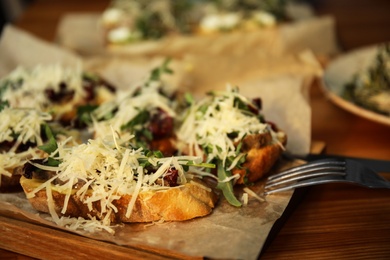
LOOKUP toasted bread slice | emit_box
[20,176,218,223]
[232,132,285,184]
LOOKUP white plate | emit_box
[321,44,390,127]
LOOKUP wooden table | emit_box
[1,0,390,259]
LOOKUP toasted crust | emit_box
[232,132,285,184]
[149,137,177,157]
[20,176,218,223]
[0,149,47,192]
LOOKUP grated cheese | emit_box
[0,64,86,119]
[0,107,52,152]
[243,187,265,203]
[46,181,60,223]
[107,26,134,43]
[101,8,125,26]
[252,11,276,27]
[28,133,206,233]
[218,173,240,184]
[199,12,241,32]
[199,10,276,33]
[177,87,277,169]
[125,165,143,218]
[57,216,115,234]
[0,148,46,186]
[242,192,249,206]
[92,80,176,139]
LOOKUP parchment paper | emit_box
[1,25,313,259]
[0,25,81,76]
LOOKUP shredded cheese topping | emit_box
[0,107,52,152]
[0,64,85,112]
[177,87,275,168]
[92,81,175,138]
[0,148,45,185]
[101,8,125,26]
[0,60,282,234]
[200,12,242,32]
[252,11,276,27]
[243,187,265,203]
[28,133,204,232]
[101,0,280,42]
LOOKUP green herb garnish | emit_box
[148,58,173,82]
[38,124,61,167]
[216,162,242,207]
[0,100,9,111]
[76,104,98,126]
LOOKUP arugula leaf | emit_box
[184,92,194,106]
[121,110,150,131]
[145,149,164,158]
[37,125,61,167]
[38,125,61,167]
[216,162,242,207]
[152,150,164,158]
[45,157,61,167]
[77,104,98,126]
[0,80,9,98]
[39,124,58,154]
[185,161,215,169]
[0,100,9,111]
[141,128,153,141]
[82,72,100,82]
[148,58,173,82]
[182,160,215,172]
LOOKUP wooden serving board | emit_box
[0,215,198,259]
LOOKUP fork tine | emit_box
[264,159,347,195]
[264,175,347,195]
[265,165,345,185]
[265,171,346,189]
[264,158,390,195]
[267,159,346,183]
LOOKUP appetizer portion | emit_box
[343,43,390,116]
[20,132,217,232]
[100,0,198,43]
[90,60,178,156]
[0,151,43,192]
[8,60,289,233]
[0,64,116,124]
[0,106,52,153]
[177,87,287,206]
[100,0,290,45]
[0,105,52,191]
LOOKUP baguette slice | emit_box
[232,132,286,184]
[20,176,218,223]
[176,88,287,187]
[0,149,47,192]
[0,65,116,126]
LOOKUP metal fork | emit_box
[264,158,390,195]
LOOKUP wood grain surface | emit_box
[1,0,390,259]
